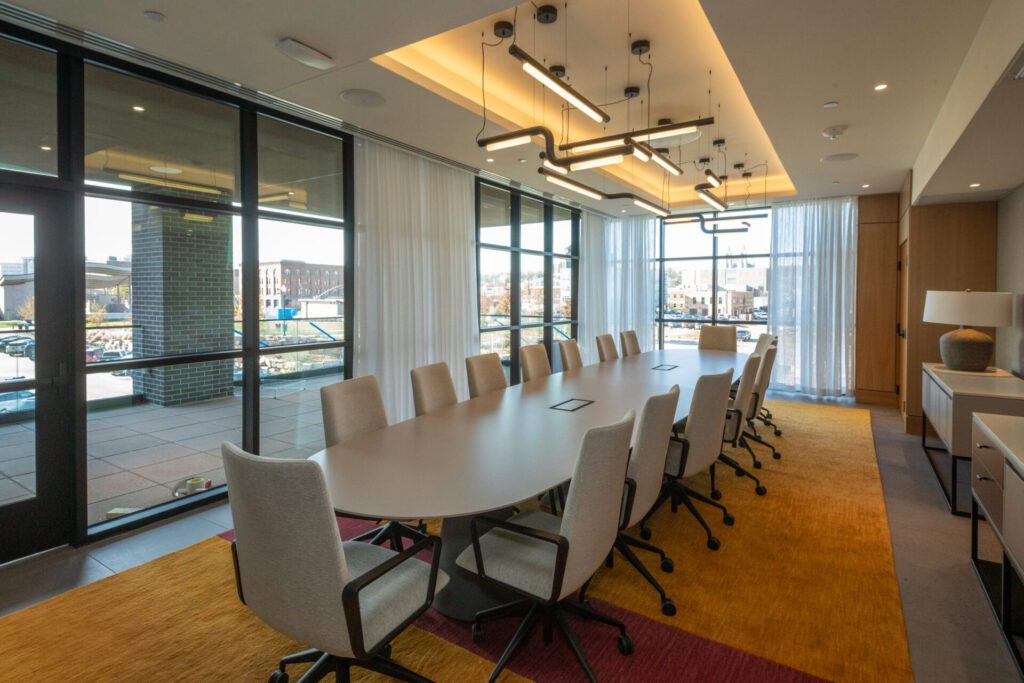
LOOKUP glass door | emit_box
[0,185,78,563]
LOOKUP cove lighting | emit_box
[510,45,610,123]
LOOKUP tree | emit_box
[16,297,34,322]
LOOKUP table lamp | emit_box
[923,290,1013,372]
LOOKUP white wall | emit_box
[997,183,1024,376]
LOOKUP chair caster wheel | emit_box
[753,461,762,469]
[707,537,720,551]
[711,490,722,501]
[660,557,674,573]
[269,672,289,683]
[617,633,634,655]
[723,513,735,526]
[755,485,767,496]
[661,599,677,616]
[773,452,781,460]
[774,429,782,437]
[640,527,652,541]
[734,469,744,477]
[471,623,484,644]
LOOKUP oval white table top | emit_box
[310,348,745,521]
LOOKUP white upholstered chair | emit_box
[717,354,768,496]
[520,343,551,382]
[558,339,584,371]
[411,361,457,417]
[619,330,642,356]
[222,442,447,683]
[456,412,637,681]
[321,376,426,549]
[642,371,735,551]
[465,352,507,398]
[743,345,782,458]
[595,334,619,362]
[615,386,680,616]
[698,325,737,351]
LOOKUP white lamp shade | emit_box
[923,290,1013,327]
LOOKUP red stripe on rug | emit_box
[418,599,824,682]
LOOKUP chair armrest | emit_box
[668,435,690,479]
[341,534,442,658]
[619,477,637,530]
[470,515,569,604]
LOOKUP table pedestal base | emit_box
[433,511,515,621]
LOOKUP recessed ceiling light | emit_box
[970,183,981,188]
[149,165,182,175]
[874,83,888,91]
[832,180,840,184]
[486,158,495,163]
[823,101,839,109]
[276,37,335,70]
[518,158,527,163]
[339,88,385,107]
[39,145,51,151]
[132,105,145,112]
[143,10,166,22]
[861,183,870,188]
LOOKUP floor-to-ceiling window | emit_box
[658,208,770,353]
[0,25,353,555]
[477,180,579,383]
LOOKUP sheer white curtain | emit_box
[578,211,658,364]
[354,139,478,421]
[768,196,858,396]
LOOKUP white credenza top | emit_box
[924,363,1024,400]
[974,413,1024,479]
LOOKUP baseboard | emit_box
[855,389,898,406]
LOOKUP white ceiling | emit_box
[699,0,992,200]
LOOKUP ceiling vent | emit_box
[821,125,848,141]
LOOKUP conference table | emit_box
[309,348,747,620]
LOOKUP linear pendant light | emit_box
[704,169,722,187]
[539,168,604,200]
[569,154,625,171]
[542,159,568,174]
[694,183,727,211]
[648,146,682,176]
[664,212,766,224]
[558,116,714,152]
[478,127,633,170]
[509,45,610,123]
[116,172,223,195]
[571,138,626,153]
[632,123,699,143]
[632,198,670,217]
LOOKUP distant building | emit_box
[235,260,344,316]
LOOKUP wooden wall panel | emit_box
[856,221,898,399]
[859,194,899,225]
[904,202,998,423]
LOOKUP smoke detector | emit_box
[822,125,848,141]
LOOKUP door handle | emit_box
[976,474,993,481]
[897,328,906,339]
[975,443,991,450]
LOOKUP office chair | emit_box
[619,330,642,356]
[697,325,737,351]
[614,386,681,615]
[466,352,507,398]
[222,443,446,683]
[753,340,782,436]
[411,361,457,417]
[559,338,584,371]
[732,333,775,393]
[641,371,735,551]
[457,412,637,682]
[743,345,782,458]
[595,333,619,361]
[321,376,426,550]
[520,343,552,381]
[717,354,768,496]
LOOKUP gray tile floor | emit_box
[0,398,1020,680]
[0,375,334,525]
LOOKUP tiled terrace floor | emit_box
[0,375,334,525]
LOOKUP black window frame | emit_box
[0,21,355,544]
[475,179,579,384]
[657,209,771,349]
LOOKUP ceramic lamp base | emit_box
[939,327,993,372]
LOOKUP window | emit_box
[0,38,58,177]
[476,181,579,383]
[658,209,771,353]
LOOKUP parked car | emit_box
[85,346,104,362]
[25,342,36,361]
[6,338,34,357]
[0,335,32,352]
[0,390,35,414]
[100,350,125,362]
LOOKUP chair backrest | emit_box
[726,354,761,441]
[466,352,507,398]
[753,333,776,356]
[223,442,356,657]
[559,339,584,371]
[625,387,681,527]
[680,370,735,476]
[595,334,619,362]
[620,330,642,356]
[411,361,457,416]
[698,325,737,351]
[520,344,552,382]
[321,376,388,448]
[558,411,635,598]
[750,345,777,415]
